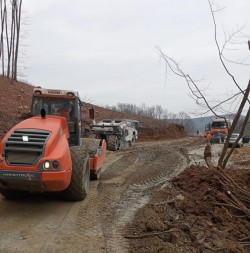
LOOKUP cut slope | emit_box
[0,77,33,138]
[0,77,186,140]
[82,103,186,141]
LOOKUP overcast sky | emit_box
[22,0,250,115]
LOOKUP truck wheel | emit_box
[124,140,130,149]
[129,135,136,147]
[64,145,90,201]
[84,132,96,139]
[107,135,118,151]
[82,138,101,157]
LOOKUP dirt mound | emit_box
[126,165,250,253]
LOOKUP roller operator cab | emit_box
[0,88,106,201]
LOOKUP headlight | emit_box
[43,161,50,170]
[38,160,60,171]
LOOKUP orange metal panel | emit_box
[90,139,106,173]
[42,170,71,191]
[0,115,73,192]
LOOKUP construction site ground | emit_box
[0,137,249,253]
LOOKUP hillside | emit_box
[0,77,33,139]
[0,77,186,140]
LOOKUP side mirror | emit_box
[41,108,46,118]
[89,108,95,120]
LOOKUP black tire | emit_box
[90,171,100,180]
[63,145,90,201]
[107,135,118,151]
[129,135,136,147]
[124,140,130,149]
[82,138,101,158]
[84,132,96,139]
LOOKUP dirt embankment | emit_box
[82,103,187,141]
[0,77,33,139]
[125,141,250,253]
[127,163,250,253]
[0,77,186,141]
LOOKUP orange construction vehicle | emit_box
[0,88,106,201]
[204,117,232,137]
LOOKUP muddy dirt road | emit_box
[0,138,210,253]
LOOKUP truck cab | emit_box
[31,88,82,146]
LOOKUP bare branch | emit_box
[207,0,249,102]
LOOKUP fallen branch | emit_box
[151,199,175,206]
[124,229,177,239]
[204,243,226,252]
[222,206,233,218]
[204,145,250,218]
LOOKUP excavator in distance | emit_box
[0,88,106,201]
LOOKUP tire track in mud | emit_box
[0,197,76,253]
[38,152,130,253]
[89,143,190,253]
[75,152,140,253]
[0,139,192,253]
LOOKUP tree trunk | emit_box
[218,79,250,168]
[13,0,22,80]
[11,1,16,80]
[4,0,11,77]
[0,0,5,76]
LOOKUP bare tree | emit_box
[157,1,250,218]
[178,112,196,135]
[157,0,249,169]
[155,105,164,119]
[0,0,23,80]
[167,111,196,135]
[0,0,5,75]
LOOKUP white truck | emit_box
[87,119,139,151]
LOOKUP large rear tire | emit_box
[82,138,101,157]
[107,135,119,151]
[84,132,96,139]
[63,145,90,201]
